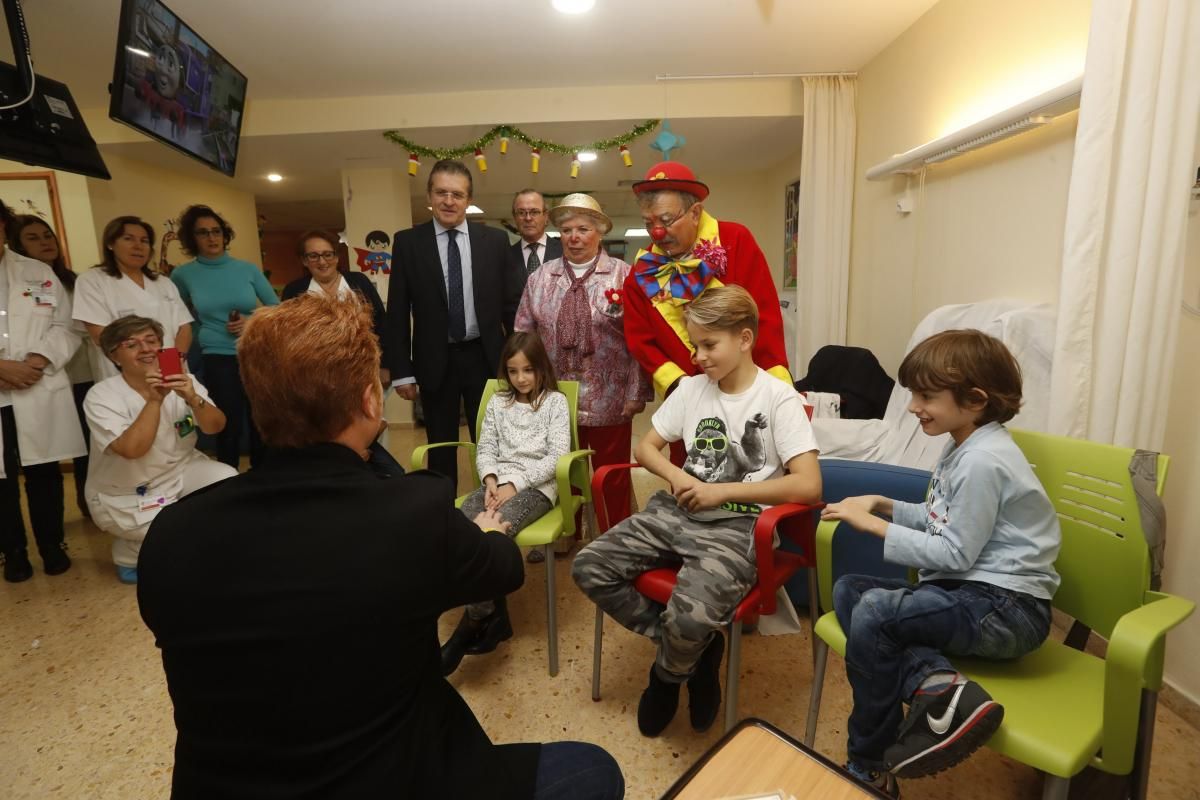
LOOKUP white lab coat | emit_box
[0,249,86,477]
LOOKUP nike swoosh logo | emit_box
[926,683,966,735]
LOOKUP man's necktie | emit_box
[526,242,541,274]
[446,229,466,341]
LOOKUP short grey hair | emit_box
[100,315,164,354]
[636,189,701,211]
[512,189,546,214]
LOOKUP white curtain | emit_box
[795,75,857,374]
[1049,0,1200,449]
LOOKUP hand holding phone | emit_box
[157,347,183,378]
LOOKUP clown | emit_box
[624,162,790,402]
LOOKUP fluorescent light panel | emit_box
[866,76,1083,179]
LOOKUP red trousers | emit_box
[579,421,635,533]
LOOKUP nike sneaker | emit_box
[885,678,1003,778]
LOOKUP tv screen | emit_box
[108,0,247,177]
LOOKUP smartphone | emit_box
[157,347,183,378]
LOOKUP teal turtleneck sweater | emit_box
[171,253,278,356]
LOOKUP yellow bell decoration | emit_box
[620,144,633,168]
[499,136,509,155]
[570,153,581,179]
[407,153,420,176]
[473,148,487,173]
[531,147,541,174]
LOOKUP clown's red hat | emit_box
[632,161,710,201]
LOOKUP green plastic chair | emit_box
[802,429,1194,800]
[410,379,593,677]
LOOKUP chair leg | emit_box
[803,638,829,748]
[1040,774,1070,800]
[1132,689,1159,800]
[723,620,743,733]
[544,544,558,677]
[806,566,820,671]
[591,606,604,701]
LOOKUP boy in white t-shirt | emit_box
[573,285,821,737]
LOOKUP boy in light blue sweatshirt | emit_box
[822,329,1061,796]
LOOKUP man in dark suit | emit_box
[510,189,562,276]
[387,160,525,483]
[137,295,623,800]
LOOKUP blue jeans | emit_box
[533,741,624,800]
[833,575,1051,769]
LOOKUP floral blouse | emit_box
[514,251,654,428]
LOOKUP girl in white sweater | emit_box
[441,331,570,675]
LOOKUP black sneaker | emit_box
[885,679,1003,778]
[637,664,681,737]
[687,632,725,731]
[42,545,72,576]
[3,549,34,583]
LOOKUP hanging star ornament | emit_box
[649,120,686,160]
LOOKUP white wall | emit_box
[1159,138,1200,704]
[849,0,1089,372]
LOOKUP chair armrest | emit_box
[554,448,595,537]
[815,519,839,613]
[753,502,824,615]
[410,441,477,485]
[591,463,640,533]
[1097,592,1196,774]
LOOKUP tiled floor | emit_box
[3,424,1199,798]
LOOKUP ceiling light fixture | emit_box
[578,151,598,162]
[546,231,561,238]
[552,0,595,14]
[267,173,283,182]
[467,205,484,215]
[624,228,650,237]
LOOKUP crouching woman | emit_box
[83,315,236,583]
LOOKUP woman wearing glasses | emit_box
[72,216,194,382]
[513,194,652,559]
[282,230,391,386]
[83,315,234,584]
[170,205,278,469]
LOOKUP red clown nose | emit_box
[650,226,669,242]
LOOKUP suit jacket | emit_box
[509,236,562,275]
[386,220,523,389]
[137,444,539,799]
[281,271,391,371]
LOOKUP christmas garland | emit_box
[382,120,659,160]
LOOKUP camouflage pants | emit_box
[572,490,758,681]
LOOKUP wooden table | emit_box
[662,719,891,800]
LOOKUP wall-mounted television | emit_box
[108,0,247,177]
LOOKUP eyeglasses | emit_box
[693,436,727,452]
[514,209,546,218]
[111,335,162,353]
[194,227,224,238]
[432,189,469,202]
[303,251,338,263]
[644,204,696,229]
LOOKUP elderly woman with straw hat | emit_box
[514,194,653,559]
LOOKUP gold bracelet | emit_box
[189,397,207,410]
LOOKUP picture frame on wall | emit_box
[783,179,799,289]
[0,171,72,267]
